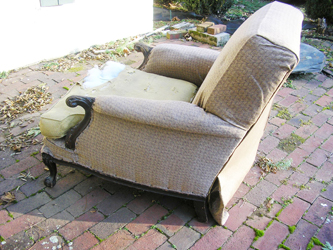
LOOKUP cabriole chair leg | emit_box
[42,153,57,188]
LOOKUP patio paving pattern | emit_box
[0,37,333,249]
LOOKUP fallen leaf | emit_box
[1,192,16,204]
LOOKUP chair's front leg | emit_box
[42,153,57,188]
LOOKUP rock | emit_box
[292,43,326,74]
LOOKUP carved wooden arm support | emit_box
[65,95,95,149]
[134,42,153,70]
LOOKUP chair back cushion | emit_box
[144,44,220,87]
[192,1,303,130]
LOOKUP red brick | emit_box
[89,207,135,239]
[226,183,251,208]
[288,148,308,167]
[300,136,324,154]
[274,124,295,139]
[222,225,255,250]
[253,221,289,250]
[266,148,288,162]
[316,221,333,244]
[307,148,329,168]
[284,219,318,250]
[269,117,285,127]
[29,163,46,178]
[0,210,45,239]
[277,88,294,97]
[279,95,298,107]
[32,233,64,250]
[289,102,307,116]
[207,24,227,35]
[322,136,333,152]
[316,95,333,106]
[266,202,283,218]
[297,181,325,203]
[258,136,280,154]
[245,180,277,207]
[315,161,333,182]
[127,204,168,235]
[246,215,271,230]
[59,211,104,240]
[45,171,86,198]
[127,229,167,250]
[0,157,39,178]
[225,201,256,231]
[315,123,333,139]
[157,213,185,236]
[0,210,11,225]
[127,192,160,214]
[272,184,298,203]
[32,210,74,238]
[66,188,110,217]
[264,169,293,186]
[294,125,318,139]
[188,215,215,234]
[169,226,201,250]
[321,182,333,201]
[97,188,134,216]
[312,113,330,126]
[303,104,321,116]
[322,78,333,89]
[303,196,333,226]
[243,165,262,186]
[278,197,310,225]
[191,226,232,250]
[298,162,318,177]
[71,231,99,250]
[92,229,134,250]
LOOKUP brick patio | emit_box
[0,36,332,250]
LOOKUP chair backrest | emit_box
[192,1,303,130]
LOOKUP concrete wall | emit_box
[0,0,152,71]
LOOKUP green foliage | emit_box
[305,0,333,24]
[182,0,234,15]
[322,242,333,250]
[279,244,291,250]
[284,80,296,90]
[0,71,8,79]
[274,104,292,120]
[278,133,305,154]
[288,225,296,234]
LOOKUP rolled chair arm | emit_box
[92,95,246,138]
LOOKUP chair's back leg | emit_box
[193,200,208,223]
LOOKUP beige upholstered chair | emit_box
[40,2,303,225]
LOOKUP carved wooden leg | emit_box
[42,153,57,188]
[194,200,208,223]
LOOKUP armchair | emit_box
[40,1,303,225]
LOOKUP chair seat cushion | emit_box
[40,66,197,139]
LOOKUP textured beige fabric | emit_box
[193,1,303,130]
[144,44,219,87]
[40,66,197,139]
[75,96,245,196]
[209,98,274,225]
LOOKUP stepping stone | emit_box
[292,43,326,74]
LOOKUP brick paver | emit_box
[0,33,332,250]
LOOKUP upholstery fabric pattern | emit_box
[144,44,219,87]
[73,96,246,196]
[193,1,303,130]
